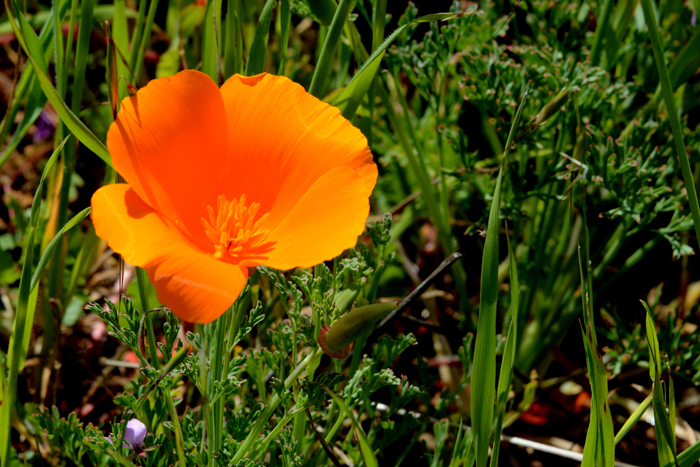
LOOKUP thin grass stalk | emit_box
[112,0,129,98]
[164,389,187,467]
[208,309,230,465]
[231,349,322,463]
[308,0,353,98]
[224,0,241,77]
[128,0,148,71]
[5,0,112,166]
[201,0,222,82]
[472,90,528,467]
[0,0,70,165]
[132,0,160,83]
[489,229,519,467]
[61,0,78,89]
[640,0,700,250]
[277,0,290,75]
[244,0,275,76]
[382,73,470,313]
[135,267,160,367]
[589,0,615,67]
[364,0,387,146]
[0,139,68,466]
[614,393,653,445]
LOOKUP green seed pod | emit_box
[306,0,337,26]
[318,302,397,358]
[533,89,570,127]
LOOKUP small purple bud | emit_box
[123,419,147,449]
[32,111,55,143]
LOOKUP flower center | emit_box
[202,194,276,263]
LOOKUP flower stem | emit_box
[231,349,322,463]
[640,0,700,251]
[163,388,187,467]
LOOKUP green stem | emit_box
[589,0,615,67]
[308,0,353,98]
[231,349,322,463]
[164,388,187,466]
[132,0,159,82]
[640,0,700,250]
[136,267,160,368]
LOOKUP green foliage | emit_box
[5,0,700,466]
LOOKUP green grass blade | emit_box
[244,0,275,76]
[614,393,652,445]
[30,207,91,294]
[640,0,700,253]
[223,0,240,77]
[642,301,678,466]
[677,439,700,467]
[0,0,69,147]
[334,12,461,120]
[127,0,148,75]
[70,0,96,114]
[308,0,354,98]
[306,0,336,25]
[201,0,222,82]
[112,0,130,99]
[471,166,502,467]
[132,0,160,83]
[64,225,97,305]
[489,231,519,467]
[323,386,378,467]
[5,0,112,167]
[0,136,69,466]
[0,77,47,168]
[578,228,614,466]
[471,90,528,467]
[277,0,290,75]
[589,0,614,67]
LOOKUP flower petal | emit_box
[262,167,370,270]
[218,73,377,229]
[108,70,229,247]
[124,419,147,449]
[91,184,247,323]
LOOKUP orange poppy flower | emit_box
[91,71,377,323]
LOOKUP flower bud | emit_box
[318,302,397,358]
[123,418,147,449]
[533,89,570,127]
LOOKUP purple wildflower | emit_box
[123,418,147,450]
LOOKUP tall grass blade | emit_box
[112,0,130,99]
[132,0,160,82]
[642,301,678,466]
[614,393,652,445]
[334,12,461,120]
[640,0,700,253]
[323,386,378,467]
[0,136,69,466]
[5,0,112,167]
[244,0,275,76]
[676,439,700,467]
[277,0,290,75]
[308,0,354,98]
[590,0,615,67]
[489,230,519,467]
[201,0,222,82]
[71,0,96,113]
[0,0,70,165]
[223,0,242,77]
[471,90,528,467]
[578,201,615,466]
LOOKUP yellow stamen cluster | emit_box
[202,194,276,263]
